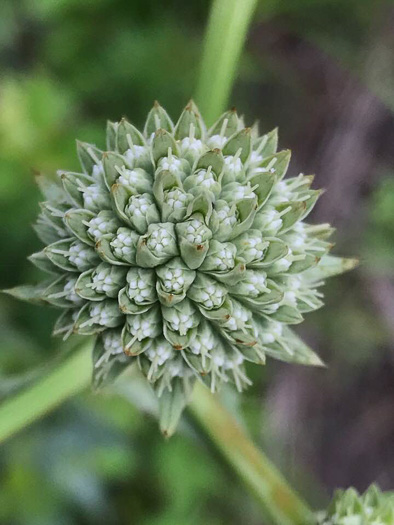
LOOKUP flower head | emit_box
[7,101,357,434]
[317,485,394,525]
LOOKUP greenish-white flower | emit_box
[6,101,358,434]
[317,485,394,525]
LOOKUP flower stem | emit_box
[189,382,315,525]
[0,344,92,444]
[195,0,259,125]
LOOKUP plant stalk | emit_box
[189,382,315,525]
[0,344,92,444]
[195,0,259,124]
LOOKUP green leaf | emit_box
[159,378,190,437]
[209,108,240,137]
[116,117,145,154]
[269,305,304,324]
[304,255,359,282]
[64,208,95,246]
[256,150,291,181]
[2,282,52,305]
[265,326,324,366]
[254,128,278,159]
[76,140,102,175]
[174,100,205,140]
[151,128,179,164]
[102,151,125,188]
[144,101,174,136]
[106,120,118,150]
[194,148,224,177]
[28,250,59,275]
[223,128,252,163]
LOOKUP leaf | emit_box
[266,326,325,367]
[76,140,102,175]
[209,108,239,137]
[2,282,53,305]
[223,128,252,163]
[256,150,291,181]
[303,255,359,282]
[158,378,189,438]
[106,120,118,150]
[194,148,224,176]
[92,336,132,390]
[174,100,205,140]
[116,118,145,153]
[269,305,304,324]
[144,101,174,136]
[151,128,179,164]
[102,151,126,188]
[35,172,66,203]
[254,128,278,159]
[28,250,60,275]
[64,209,95,245]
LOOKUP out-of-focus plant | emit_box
[317,485,394,524]
[1,0,392,524]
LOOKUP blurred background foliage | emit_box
[0,0,393,523]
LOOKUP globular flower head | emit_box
[7,101,357,435]
[317,485,394,525]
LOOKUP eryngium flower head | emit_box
[7,101,357,434]
[317,485,394,524]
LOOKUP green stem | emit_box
[195,0,259,124]
[189,382,315,525]
[0,344,91,444]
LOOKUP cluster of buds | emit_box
[317,485,394,524]
[8,102,357,432]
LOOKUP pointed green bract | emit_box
[317,484,394,524]
[6,102,355,435]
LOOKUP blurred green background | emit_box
[1,0,394,523]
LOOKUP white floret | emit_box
[224,155,243,177]
[207,134,227,149]
[244,236,266,261]
[212,246,234,271]
[158,155,182,174]
[92,268,114,294]
[199,283,226,308]
[82,184,103,209]
[195,168,216,189]
[90,302,114,326]
[68,242,93,269]
[92,162,104,181]
[146,341,174,366]
[111,231,136,258]
[189,331,215,355]
[128,314,157,340]
[216,205,237,228]
[63,278,80,303]
[180,137,204,156]
[232,183,256,201]
[103,330,123,355]
[162,268,185,293]
[184,219,206,244]
[165,188,189,210]
[125,145,146,164]
[118,168,141,187]
[127,273,154,304]
[147,227,172,254]
[127,194,153,217]
[167,310,194,335]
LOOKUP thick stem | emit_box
[195,0,259,125]
[189,382,315,525]
[0,344,92,444]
